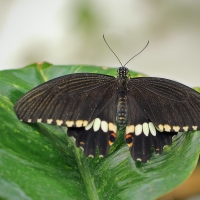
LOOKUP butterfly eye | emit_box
[125,67,129,74]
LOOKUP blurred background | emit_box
[0,0,200,199]
[0,0,200,87]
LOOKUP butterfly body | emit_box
[14,66,200,163]
[116,67,129,126]
[116,94,128,126]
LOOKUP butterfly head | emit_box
[117,66,129,78]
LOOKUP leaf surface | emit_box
[0,62,199,200]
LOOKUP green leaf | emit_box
[0,62,199,200]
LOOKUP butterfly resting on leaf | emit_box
[14,38,200,163]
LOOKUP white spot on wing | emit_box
[157,124,164,132]
[126,125,134,135]
[76,120,83,127]
[83,120,88,126]
[108,122,117,133]
[101,121,108,133]
[93,118,101,132]
[173,126,180,132]
[192,126,198,130]
[183,126,189,131]
[135,124,142,136]
[37,118,42,123]
[164,124,171,132]
[66,120,74,127]
[143,122,149,136]
[56,120,63,126]
[47,119,53,124]
[27,119,32,123]
[149,122,156,136]
[85,120,94,130]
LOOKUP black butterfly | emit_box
[14,38,200,163]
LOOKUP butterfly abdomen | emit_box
[117,94,128,126]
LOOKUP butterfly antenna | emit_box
[124,41,149,67]
[103,35,123,67]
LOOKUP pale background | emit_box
[0,1,200,87]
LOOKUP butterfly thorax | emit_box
[117,66,129,91]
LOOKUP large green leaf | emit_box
[0,62,199,200]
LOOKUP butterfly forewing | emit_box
[124,93,177,162]
[128,77,200,132]
[14,73,117,127]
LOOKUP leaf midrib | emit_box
[73,144,99,200]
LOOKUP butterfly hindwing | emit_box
[128,77,200,132]
[14,73,116,128]
[67,96,118,157]
[132,130,177,162]
[125,94,177,162]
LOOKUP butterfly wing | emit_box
[125,94,177,162]
[14,73,117,127]
[14,73,119,157]
[67,95,118,157]
[128,77,200,132]
[125,77,200,162]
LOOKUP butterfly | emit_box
[14,37,200,163]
